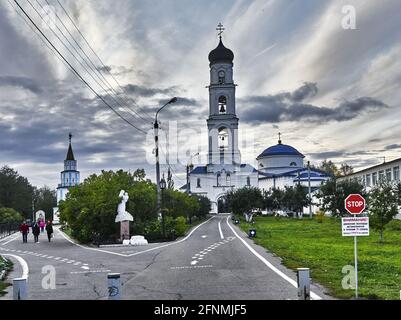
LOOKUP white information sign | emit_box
[342,217,369,237]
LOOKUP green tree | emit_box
[226,187,264,222]
[263,188,285,212]
[368,181,399,242]
[340,163,354,177]
[34,186,57,221]
[0,208,23,224]
[282,184,308,218]
[0,166,34,218]
[60,169,157,243]
[316,178,365,217]
[318,160,340,177]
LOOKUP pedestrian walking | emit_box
[45,220,53,242]
[32,222,40,243]
[19,221,29,243]
[39,220,45,233]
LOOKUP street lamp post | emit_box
[154,97,178,217]
[186,152,199,194]
[307,161,312,218]
[159,177,167,239]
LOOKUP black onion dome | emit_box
[208,39,234,64]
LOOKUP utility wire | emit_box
[12,0,147,134]
[42,0,153,125]
[27,0,147,131]
[55,0,154,122]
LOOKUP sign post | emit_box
[343,194,367,299]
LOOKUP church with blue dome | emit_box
[187,24,329,214]
[257,134,330,191]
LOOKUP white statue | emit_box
[115,190,134,223]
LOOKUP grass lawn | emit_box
[238,216,401,300]
[0,256,13,296]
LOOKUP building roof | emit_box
[191,166,208,174]
[190,164,258,175]
[208,39,234,65]
[258,168,330,180]
[257,142,304,159]
[65,143,75,161]
[341,157,401,178]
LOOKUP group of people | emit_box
[19,220,54,243]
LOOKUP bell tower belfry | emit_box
[207,24,241,167]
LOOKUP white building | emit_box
[338,158,401,219]
[258,137,330,191]
[53,134,80,223]
[338,158,400,191]
[188,34,258,213]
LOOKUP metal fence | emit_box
[0,223,20,240]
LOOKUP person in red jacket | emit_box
[20,221,29,243]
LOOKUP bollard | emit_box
[107,273,121,300]
[13,277,28,300]
[297,268,310,300]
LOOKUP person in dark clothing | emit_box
[19,222,29,243]
[45,221,53,242]
[32,222,40,243]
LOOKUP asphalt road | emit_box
[0,215,332,300]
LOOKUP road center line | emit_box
[2,254,29,279]
[225,216,322,300]
[218,220,224,239]
[57,216,216,257]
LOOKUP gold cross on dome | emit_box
[216,23,225,39]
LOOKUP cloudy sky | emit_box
[0,0,400,188]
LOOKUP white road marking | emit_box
[2,234,20,246]
[218,220,224,239]
[71,269,110,274]
[225,217,322,300]
[57,216,216,257]
[0,233,20,244]
[201,235,207,239]
[2,254,29,279]
[190,260,198,265]
[81,266,90,270]
[171,265,213,270]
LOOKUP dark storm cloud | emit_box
[0,76,42,94]
[309,150,379,161]
[123,84,178,98]
[385,144,401,150]
[240,83,389,124]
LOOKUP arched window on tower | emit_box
[197,178,201,188]
[226,173,231,186]
[218,96,227,114]
[247,176,251,186]
[218,127,229,150]
[217,173,221,186]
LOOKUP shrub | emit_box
[174,216,187,237]
[315,209,326,223]
[385,219,401,231]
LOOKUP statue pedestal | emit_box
[120,221,130,242]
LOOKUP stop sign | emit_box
[345,194,366,215]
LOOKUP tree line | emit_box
[0,166,57,224]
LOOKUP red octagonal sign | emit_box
[345,194,366,215]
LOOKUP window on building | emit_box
[379,170,385,182]
[386,168,392,181]
[366,174,371,187]
[197,178,201,188]
[394,166,400,181]
[290,162,297,166]
[247,176,251,186]
[226,173,231,186]
[217,173,221,186]
[259,163,264,168]
[372,172,378,185]
[218,96,227,114]
[218,127,229,149]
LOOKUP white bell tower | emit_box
[207,24,241,168]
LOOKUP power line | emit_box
[43,0,153,125]
[55,0,154,122]
[27,0,147,131]
[12,0,147,134]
